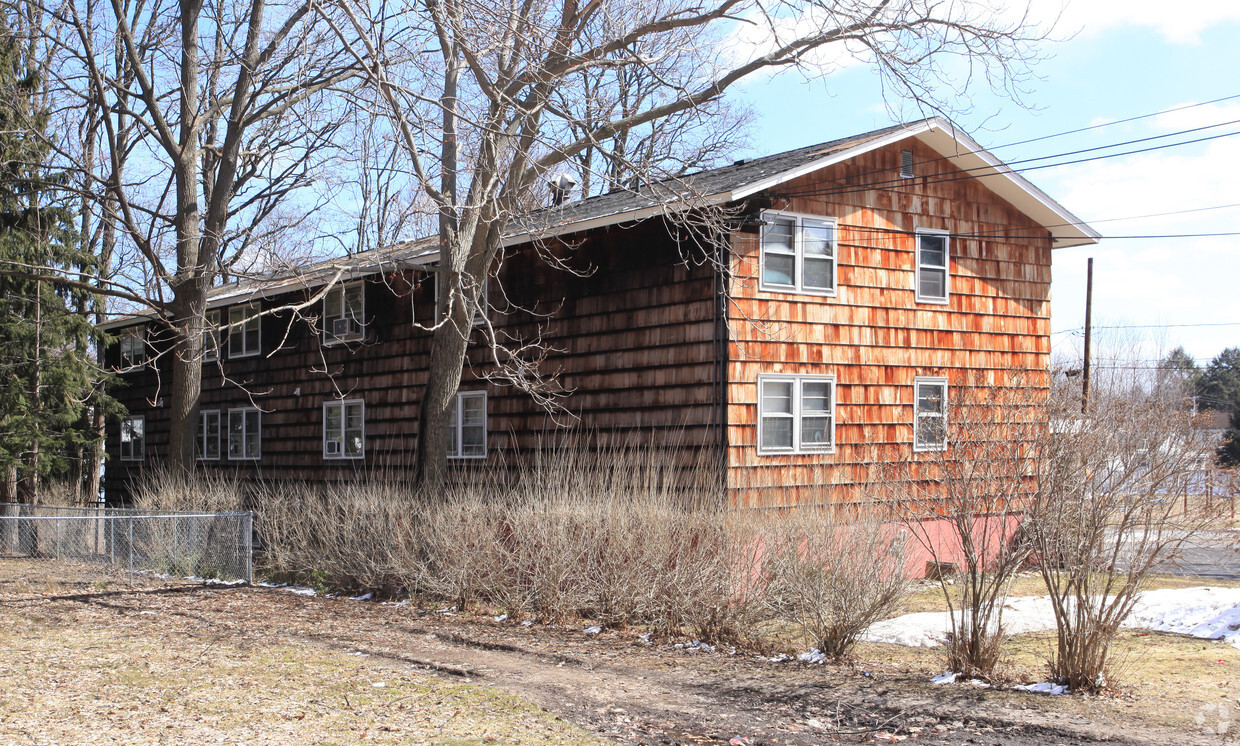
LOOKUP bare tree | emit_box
[900,374,1042,679]
[321,0,1053,486]
[1026,366,1222,691]
[11,0,360,469]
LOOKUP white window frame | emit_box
[119,415,145,461]
[203,309,221,363]
[915,228,950,305]
[197,409,221,461]
[227,306,261,358]
[758,210,837,297]
[119,327,147,368]
[227,407,262,461]
[435,270,488,327]
[323,283,365,344]
[447,390,488,459]
[913,377,949,452]
[323,399,365,460]
[756,373,837,455]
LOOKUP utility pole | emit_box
[1082,257,1093,413]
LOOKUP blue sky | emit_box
[730,2,1240,370]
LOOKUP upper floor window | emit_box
[197,409,221,460]
[120,415,145,461]
[760,212,836,296]
[757,374,836,454]
[914,377,948,452]
[119,327,147,368]
[916,230,949,304]
[228,407,261,460]
[323,399,365,459]
[323,283,365,343]
[203,310,221,363]
[447,390,487,459]
[228,306,261,358]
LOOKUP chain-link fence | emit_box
[0,503,253,584]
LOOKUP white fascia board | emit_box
[916,126,1100,248]
[732,117,1099,249]
[731,121,937,201]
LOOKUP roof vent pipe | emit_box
[549,173,577,206]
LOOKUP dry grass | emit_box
[0,566,602,745]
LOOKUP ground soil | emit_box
[0,560,1234,745]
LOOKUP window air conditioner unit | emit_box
[325,440,340,455]
[332,318,353,337]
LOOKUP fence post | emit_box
[128,517,134,585]
[243,512,253,585]
[56,516,62,560]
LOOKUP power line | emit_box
[779,125,1240,201]
[780,94,1240,198]
[1053,321,1240,335]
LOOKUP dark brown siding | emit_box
[105,219,721,499]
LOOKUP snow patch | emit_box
[865,587,1240,649]
[1015,681,1068,695]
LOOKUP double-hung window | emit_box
[760,212,836,295]
[446,390,487,459]
[915,230,950,304]
[197,409,221,460]
[913,377,948,452]
[120,327,147,368]
[323,283,365,343]
[203,310,221,363]
[323,399,365,459]
[227,407,261,460]
[228,306,261,358]
[120,416,145,461]
[757,374,836,454]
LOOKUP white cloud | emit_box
[1028,0,1240,44]
[1044,106,1240,363]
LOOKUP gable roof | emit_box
[510,117,1099,248]
[101,118,1096,329]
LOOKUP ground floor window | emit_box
[198,410,221,460]
[323,399,365,459]
[120,416,145,461]
[757,374,836,454]
[914,377,948,451]
[447,390,487,459]
[228,408,261,460]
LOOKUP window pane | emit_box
[917,415,946,448]
[917,384,945,415]
[801,416,832,448]
[461,395,485,427]
[325,405,341,435]
[228,413,243,458]
[761,381,793,415]
[803,257,833,290]
[803,222,833,256]
[801,381,831,414]
[920,268,946,300]
[345,286,364,318]
[763,253,795,286]
[461,426,485,456]
[919,234,946,268]
[762,218,794,253]
[324,288,342,319]
[761,417,793,449]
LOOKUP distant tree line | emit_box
[1157,346,1240,465]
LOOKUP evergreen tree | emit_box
[0,10,102,501]
[1195,347,1240,413]
[1156,346,1202,406]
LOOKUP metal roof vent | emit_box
[548,173,578,206]
[900,148,914,178]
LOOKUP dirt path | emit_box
[4,571,1192,746]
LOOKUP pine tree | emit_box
[0,10,102,502]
